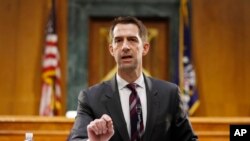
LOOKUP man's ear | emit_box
[142,42,150,56]
[109,44,114,56]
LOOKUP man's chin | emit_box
[119,64,136,71]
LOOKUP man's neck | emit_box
[117,69,142,83]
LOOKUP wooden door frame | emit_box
[88,18,170,86]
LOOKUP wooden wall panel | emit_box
[0,0,67,115]
[0,0,19,114]
[14,0,45,115]
[192,0,250,116]
[0,0,46,115]
[56,0,68,115]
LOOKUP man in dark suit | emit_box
[69,16,198,141]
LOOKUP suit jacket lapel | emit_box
[143,76,159,141]
[104,76,130,141]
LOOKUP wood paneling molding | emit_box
[1,116,250,141]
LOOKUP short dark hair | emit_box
[109,16,148,42]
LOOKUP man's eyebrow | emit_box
[127,36,138,39]
[113,35,139,41]
[113,36,123,39]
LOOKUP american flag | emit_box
[39,0,62,116]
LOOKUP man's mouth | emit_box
[121,55,133,62]
[121,55,132,59]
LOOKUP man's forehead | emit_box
[113,24,139,32]
[113,24,140,37]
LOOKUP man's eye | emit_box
[129,38,138,42]
[115,39,122,43]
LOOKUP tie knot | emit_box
[126,83,137,91]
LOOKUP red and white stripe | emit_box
[39,34,61,116]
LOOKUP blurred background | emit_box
[0,0,249,117]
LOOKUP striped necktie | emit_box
[127,83,144,141]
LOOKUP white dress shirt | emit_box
[116,73,147,137]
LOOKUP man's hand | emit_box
[87,114,114,141]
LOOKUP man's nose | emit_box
[121,40,130,51]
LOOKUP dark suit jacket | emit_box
[69,75,198,141]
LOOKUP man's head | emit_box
[108,16,150,75]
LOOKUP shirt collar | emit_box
[116,73,145,90]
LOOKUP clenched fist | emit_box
[87,114,114,141]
